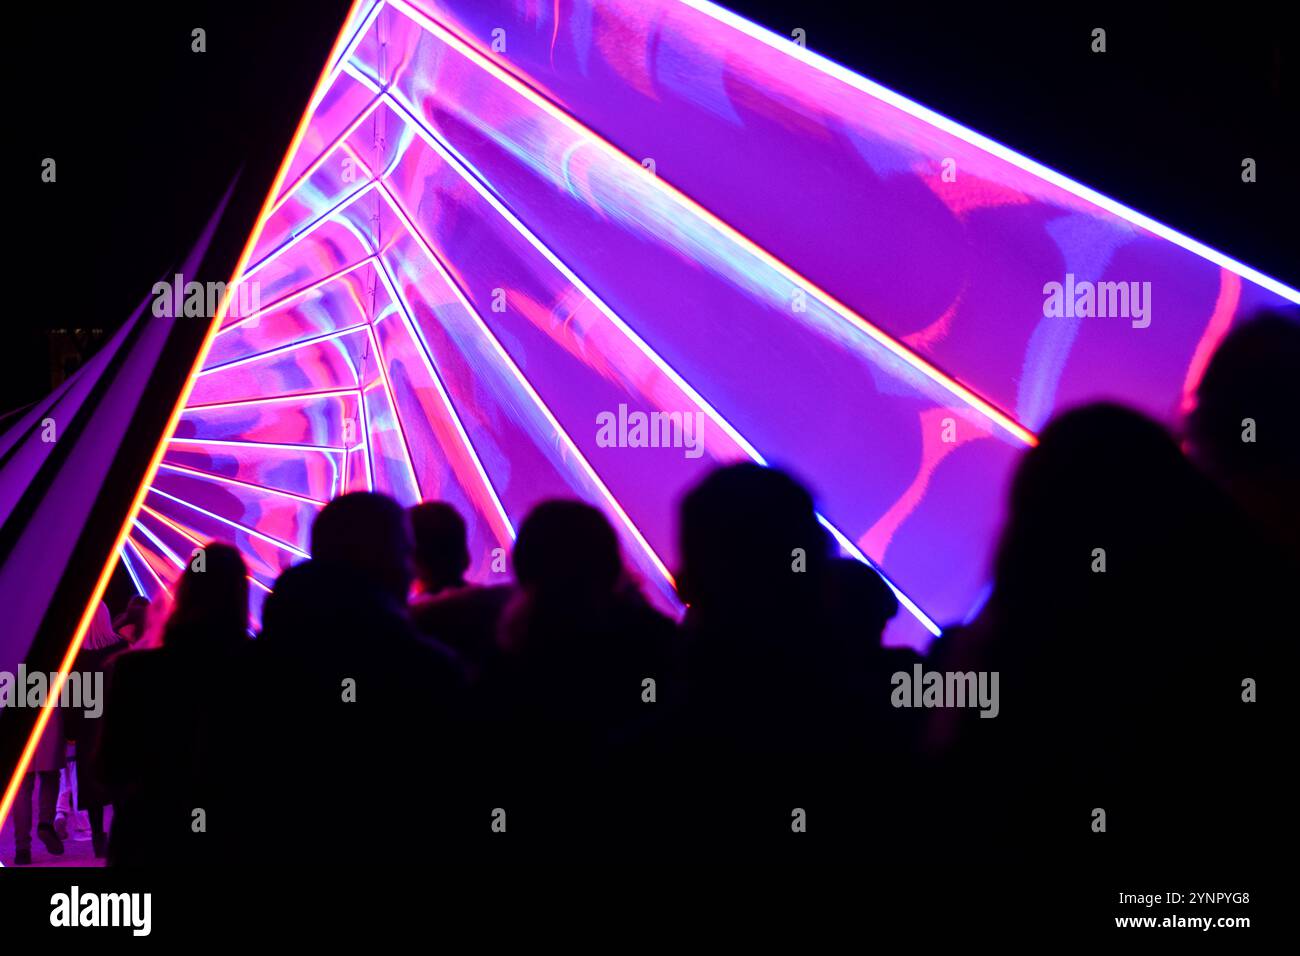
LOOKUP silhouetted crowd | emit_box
[18,312,1292,866]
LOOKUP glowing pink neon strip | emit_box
[369,252,517,542]
[243,180,379,279]
[218,255,379,335]
[683,0,1299,304]
[119,545,147,596]
[157,461,331,507]
[268,98,384,218]
[374,182,675,588]
[362,325,423,500]
[1181,270,1243,415]
[123,537,171,596]
[169,436,351,454]
[184,387,361,411]
[357,372,376,492]
[367,83,939,633]
[149,487,311,560]
[133,518,188,570]
[383,0,1038,446]
[199,324,371,376]
[141,504,277,594]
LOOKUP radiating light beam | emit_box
[383,0,1040,445]
[123,536,173,596]
[133,518,189,570]
[184,387,362,411]
[370,84,940,635]
[150,477,312,561]
[169,436,351,454]
[362,325,424,502]
[375,181,675,590]
[371,248,517,543]
[684,0,1300,305]
[268,98,384,218]
[119,545,146,597]
[199,324,371,376]
[157,461,331,507]
[242,180,379,279]
[0,0,370,834]
[217,255,378,336]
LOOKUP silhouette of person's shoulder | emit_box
[76,634,129,670]
[264,559,411,654]
[104,645,169,693]
[410,629,467,690]
[412,583,512,629]
[264,560,348,618]
[411,584,514,673]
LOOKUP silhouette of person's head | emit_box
[992,402,1203,628]
[678,463,828,622]
[512,500,622,606]
[311,492,413,603]
[826,557,899,646]
[1186,309,1300,552]
[164,541,249,650]
[410,501,471,595]
[114,595,151,643]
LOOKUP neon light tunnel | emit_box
[120,0,1299,650]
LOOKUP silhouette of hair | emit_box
[113,595,151,635]
[512,500,622,601]
[163,541,249,650]
[1187,308,1300,479]
[678,463,828,615]
[826,557,899,642]
[410,501,471,590]
[991,402,1203,620]
[311,492,413,601]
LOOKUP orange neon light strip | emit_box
[0,0,370,832]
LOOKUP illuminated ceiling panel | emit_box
[122,0,1298,648]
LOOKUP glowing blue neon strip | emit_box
[364,71,941,635]
[688,0,1299,303]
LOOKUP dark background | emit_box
[7,0,1297,414]
[728,1,1298,280]
[8,0,354,417]
[0,0,354,809]
[0,1,1289,911]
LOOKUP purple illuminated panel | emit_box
[131,0,1298,649]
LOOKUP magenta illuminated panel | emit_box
[128,0,1299,649]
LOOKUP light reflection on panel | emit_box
[135,0,1297,646]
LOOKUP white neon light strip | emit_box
[685,0,1299,304]
[169,436,350,454]
[370,79,940,634]
[123,537,171,596]
[269,98,384,217]
[141,504,279,595]
[157,461,330,507]
[148,487,311,560]
[361,325,426,502]
[371,248,517,541]
[381,0,1039,444]
[184,387,361,411]
[219,255,379,335]
[243,180,379,279]
[119,545,147,596]
[374,182,672,585]
[198,324,370,376]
